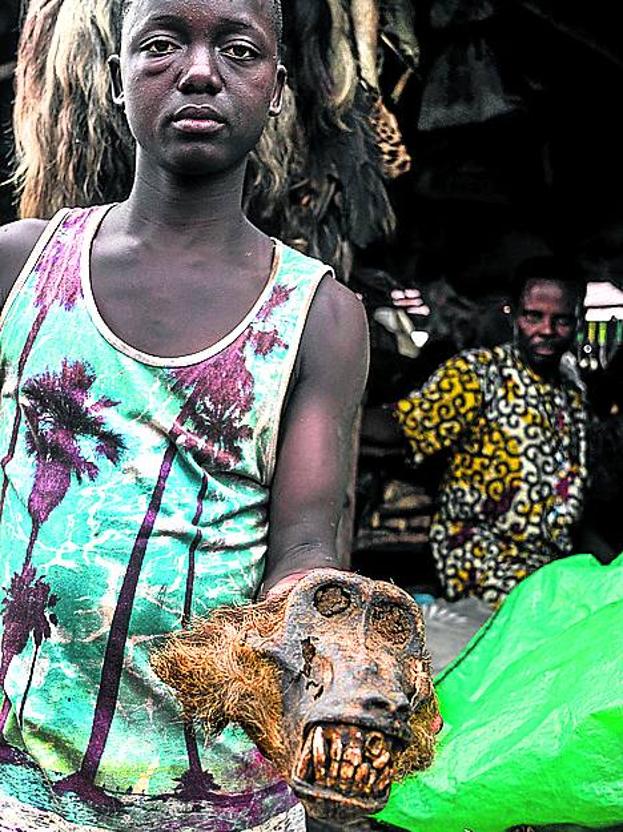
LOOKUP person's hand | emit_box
[260,567,344,601]
[390,288,430,316]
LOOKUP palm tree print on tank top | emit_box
[0,206,328,828]
[0,360,125,737]
[55,285,293,805]
[0,209,98,522]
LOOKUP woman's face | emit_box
[115,0,285,177]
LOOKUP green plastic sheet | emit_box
[379,554,623,831]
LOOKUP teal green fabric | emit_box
[0,206,326,829]
[379,554,623,832]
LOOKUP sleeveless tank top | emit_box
[0,205,328,830]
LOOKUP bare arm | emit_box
[0,219,49,312]
[262,276,369,594]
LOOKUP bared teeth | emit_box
[364,766,378,796]
[354,761,371,789]
[374,765,393,796]
[295,729,314,781]
[295,723,395,802]
[312,726,327,781]
[339,759,355,786]
[371,748,391,770]
[329,729,343,760]
[342,741,363,767]
[365,731,387,758]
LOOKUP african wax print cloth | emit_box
[0,205,326,831]
[395,344,588,607]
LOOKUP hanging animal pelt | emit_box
[13,0,399,280]
[13,0,134,220]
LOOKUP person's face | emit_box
[514,279,579,377]
[112,0,286,176]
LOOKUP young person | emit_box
[0,0,368,828]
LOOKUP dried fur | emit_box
[151,595,291,776]
[394,696,440,779]
[13,0,133,218]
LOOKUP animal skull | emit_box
[152,570,441,825]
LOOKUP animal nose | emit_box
[363,692,411,722]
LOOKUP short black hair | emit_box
[510,256,587,308]
[119,0,283,52]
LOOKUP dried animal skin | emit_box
[152,570,441,825]
[351,0,381,90]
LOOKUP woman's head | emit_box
[111,0,286,177]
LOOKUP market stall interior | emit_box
[0,4,622,829]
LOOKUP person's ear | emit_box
[268,64,287,117]
[108,55,125,108]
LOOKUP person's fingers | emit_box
[408,303,431,316]
[391,288,422,301]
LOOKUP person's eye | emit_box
[523,312,540,324]
[143,38,178,56]
[220,42,260,61]
[556,317,574,329]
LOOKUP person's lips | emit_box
[531,342,557,356]
[171,104,226,135]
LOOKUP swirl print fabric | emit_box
[396,344,587,607]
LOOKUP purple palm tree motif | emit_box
[0,563,58,731]
[57,284,292,805]
[0,359,125,735]
[0,209,93,522]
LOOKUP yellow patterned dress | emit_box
[395,344,588,607]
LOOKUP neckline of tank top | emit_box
[79,203,283,368]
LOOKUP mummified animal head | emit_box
[151,570,441,825]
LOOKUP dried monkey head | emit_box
[152,570,441,825]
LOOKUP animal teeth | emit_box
[327,758,340,787]
[329,729,343,761]
[295,729,314,781]
[371,749,391,770]
[365,731,387,758]
[342,741,363,767]
[339,760,355,785]
[374,765,393,795]
[354,761,371,788]
[312,726,327,780]
[364,766,378,796]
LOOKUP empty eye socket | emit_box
[369,602,414,646]
[314,584,351,617]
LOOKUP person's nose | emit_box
[538,316,554,337]
[177,45,223,94]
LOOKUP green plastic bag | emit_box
[379,554,623,832]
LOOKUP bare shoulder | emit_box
[300,274,369,386]
[0,219,49,305]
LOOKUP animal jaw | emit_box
[151,570,441,824]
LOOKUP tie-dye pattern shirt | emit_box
[0,206,328,831]
[395,343,588,607]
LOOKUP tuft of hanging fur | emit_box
[150,594,292,777]
[13,0,134,219]
[246,0,396,279]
